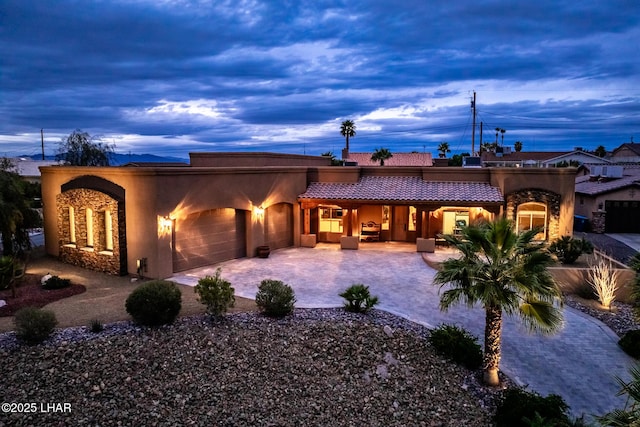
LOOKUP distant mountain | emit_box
[23,153,188,166]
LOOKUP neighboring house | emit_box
[344,152,433,167]
[481,149,608,168]
[575,165,640,233]
[12,158,60,183]
[40,152,575,279]
[608,142,640,163]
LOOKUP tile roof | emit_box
[575,167,640,195]
[345,152,433,166]
[299,176,503,203]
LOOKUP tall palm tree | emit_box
[437,142,451,158]
[500,128,506,145]
[371,147,393,166]
[340,120,356,151]
[433,218,563,386]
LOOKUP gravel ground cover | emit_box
[0,309,496,427]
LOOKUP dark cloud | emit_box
[1,0,639,158]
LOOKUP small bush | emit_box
[42,275,71,290]
[88,319,104,333]
[494,388,571,427]
[125,280,182,326]
[339,284,379,313]
[574,282,597,300]
[195,268,235,317]
[427,324,483,370]
[14,307,58,344]
[549,236,594,264]
[619,330,640,358]
[255,279,296,317]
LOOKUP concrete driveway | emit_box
[170,244,635,419]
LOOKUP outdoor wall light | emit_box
[136,257,147,275]
[254,206,265,217]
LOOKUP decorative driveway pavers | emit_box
[170,246,636,419]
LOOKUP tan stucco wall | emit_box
[190,152,332,167]
[41,166,308,279]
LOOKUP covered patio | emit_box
[298,175,504,250]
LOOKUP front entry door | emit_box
[391,206,408,241]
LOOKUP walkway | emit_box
[170,245,636,419]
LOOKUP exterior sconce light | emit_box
[254,206,265,218]
[136,257,147,276]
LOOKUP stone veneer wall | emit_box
[505,189,561,241]
[56,188,126,275]
[591,211,606,234]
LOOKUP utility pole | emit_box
[41,129,45,160]
[479,122,483,154]
[471,91,476,156]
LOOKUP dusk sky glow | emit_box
[2,0,639,159]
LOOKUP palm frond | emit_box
[519,299,564,334]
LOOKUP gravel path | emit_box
[0,309,497,427]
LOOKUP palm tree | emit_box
[495,128,500,144]
[500,128,506,145]
[371,147,393,166]
[437,142,451,159]
[340,120,356,151]
[433,218,563,386]
[514,141,523,152]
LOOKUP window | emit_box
[516,202,547,240]
[104,210,113,251]
[319,205,343,233]
[408,206,417,231]
[86,208,94,247]
[381,205,390,230]
[68,206,76,244]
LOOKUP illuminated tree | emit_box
[434,218,563,386]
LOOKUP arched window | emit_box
[516,202,547,240]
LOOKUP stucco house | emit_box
[481,149,609,168]
[40,152,576,279]
[575,165,640,233]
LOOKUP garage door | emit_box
[605,200,640,233]
[172,208,247,272]
[265,203,293,250]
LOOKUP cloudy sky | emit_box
[2,0,639,160]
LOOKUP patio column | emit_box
[299,202,317,248]
[345,208,353,236]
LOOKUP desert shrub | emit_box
[42,275,71,290]
[88,318,104,333]
[255,279,296,317]
[494,388,571,427]
[194,268,235,317]
[549,236,594,264]
[14,307,58,344]
[339,284,379,313]
[125,280,182,326]
[619,330,640,358]
[588,255,620,309]
[427,324,483,370]
[574,282,597,300]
